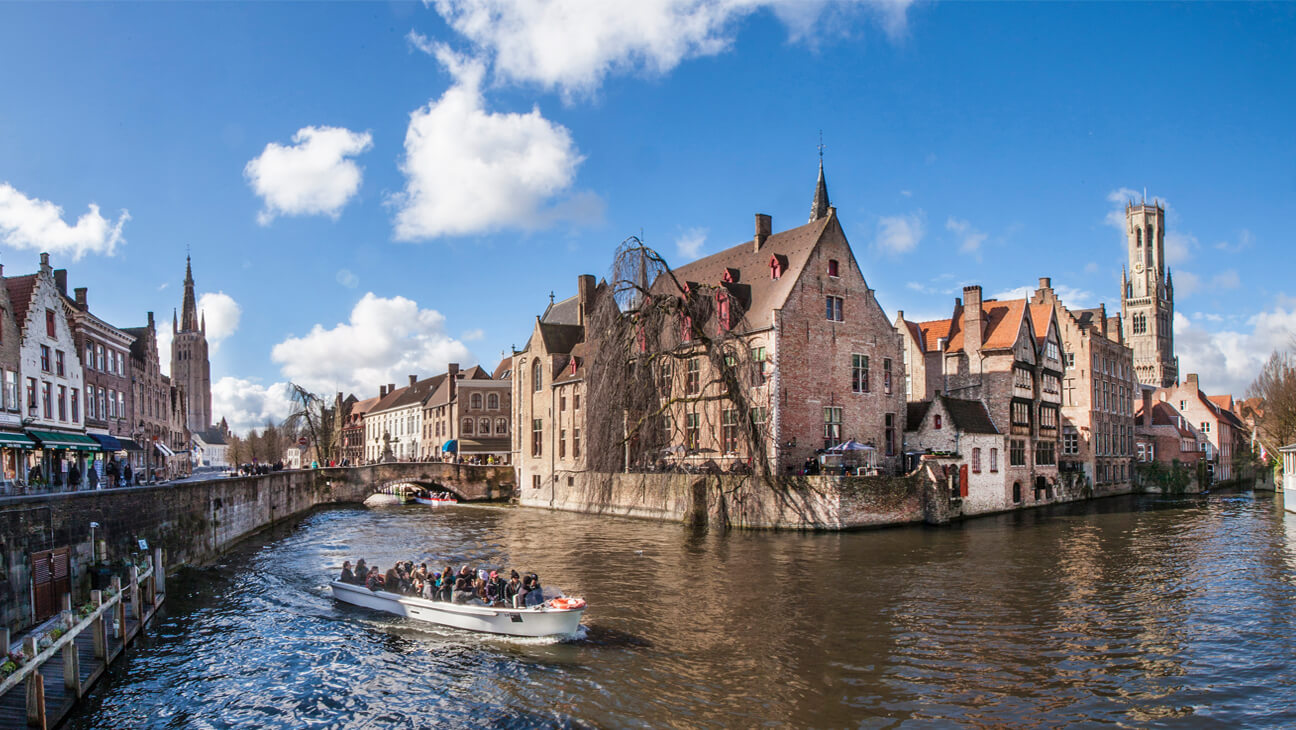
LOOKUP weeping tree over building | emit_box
[584,237,774,479]
[283,384,340,465]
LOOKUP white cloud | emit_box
[156,326,173,377]
[428,0,913,100]
[946,217,987,255]
[211,377,296,436]
[197,292,241,346]
[1104,187,1141,230]
[390,44,594,240]
[1210,269,1241,290]
[900,190,912,197]
[1165,231,1196,265]
[270,292,474,396]
[244,126,373,225]
[675,227,707,262]
[0,182,129,260]
[876,211,924,254]
[1175,301,1296,396]
[336,269,359,288]
[461,328,485,341]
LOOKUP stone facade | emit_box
[170,257,212,434]
[125,313,182,480]
[1120,201,1179,388]
[1031,279,1136,495]
[904,396,1009,515]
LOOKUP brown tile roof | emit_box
[918,319,952,352]
[1149,401,1196,438]
[554,342,587,383]
[4,274,37,335]
[904,401,932,432]
[659,214,835,331]
[946,299,1028,352]
[492,356,513,380]
[538,322,584,355]
[350,396,380,417]
[941,396,1000,434]
[1207,394,1233,413]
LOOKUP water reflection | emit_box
[69,494,1296,728]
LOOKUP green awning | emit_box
[27,430,101,452]
[0,431,35,447]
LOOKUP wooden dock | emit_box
[0,548,165,729]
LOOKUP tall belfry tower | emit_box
[171,256,212,433]
[1120,199,1178,388]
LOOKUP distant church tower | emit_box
[1120,200,1178,388]
[171,256,212,433]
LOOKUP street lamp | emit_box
[90,521,100,562]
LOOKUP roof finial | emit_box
[810,133,830,223]
[817,129,825,161]
[549,291,555,304]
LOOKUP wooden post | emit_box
[128,566,140,623]
[25,669,45,729]
[111,577,123,640]
[0,627,9,655]
[62,636,79,697]
[153,547,165,603]
[90,590,105,659]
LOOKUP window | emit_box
[531,419,542,456]
[574,394,581,411]
[750,407,768,427]
[1063,427,1079,455]
[990,448,999,472]
[85,344,95,371]
[26,378,36,415]
[934,414,943,430]
[72,389,79,422]
[717,292,731,331]
[55,350,65,377]
[770,255,784,279]
[1039,405,1059,430]
[827,259,839,277]
[471,393,483,410]
[885,412,895,456]
[107,388,115,418]
[722,409,739,453]
[463,418,474,435]
[42,382,51,418]
[660,361,673,392]
[826,296,844,322]
[1011,401,1032,428]
[1035,440,1056,465]
[479,417,490,434]
[45,308,55,337]
[823,406,842,449]
[686,412,700,449]
[1013,367,1033,391]
[1010,439,1026,466]
[40,345,50,372]
[573,428,581,458]
[98,389,106,421]
[1012,482,1022,503]
[1042,374,1060,395]
[1201,422,1211,433]
[972,447,982,473]
[532,360,542,393]
[559,429,566,458]
[1046,341,1060,361]
[852,354,869,393]
[496,418,507,435]
[559,393,566,411]
[883,359,892,395]
[1064,351,1075,367]
[97,345,105,371]
[680,314,693,343]
[686,358,700,395]
[3,371,15,412]
[751,347,767,385]
[487,393,499,410]
[532,475,541,490]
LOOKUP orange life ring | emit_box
[548,596,586,610]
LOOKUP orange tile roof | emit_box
[1029,303,1053,341]
[917,319,952,352]
[1207,394,1233,413]
[946,299,1028,351]
[4,274,37,335]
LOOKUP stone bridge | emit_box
[319,462,515,503]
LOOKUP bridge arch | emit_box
[319,462,515,504]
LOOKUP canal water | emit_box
[69,492,1296,728]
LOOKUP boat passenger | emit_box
[339,561,355,584]
[505,570,521,606]
[524,573,545,607]
[452,565,476,604]
[515,574,532,608]
[354,558,368,581]
[485,570,507,606]
[385,565,401,592]
[366,566,384,592]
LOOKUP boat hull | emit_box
[330,581,583,637]
[413,497,458,506]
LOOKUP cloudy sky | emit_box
[0,2,1292,433]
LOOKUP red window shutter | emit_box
[959,464,969,497]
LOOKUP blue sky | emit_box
[0,1,1292,432]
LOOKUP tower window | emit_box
[827,259,839,277]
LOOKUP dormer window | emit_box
[827,259,839,277]
[769,254,786,280]
[722,268,739,284]
[570,357,578,375]
[934,415,943,430]
[681,314,693,343]
[716,291,731,331]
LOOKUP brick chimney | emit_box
[754,213,771,252]
[1186,373,1199,391]
[409,374,417,387]
[1139,386,1153,425]
[962,285,984,357]
[1038,276,1051,291]
[54,269,67,295]
[388,383,395,396]
[74,287,88,309]
[576,274,596,326]
[39,252,50,273]
[448,363,460,401]
[379,385,388,398]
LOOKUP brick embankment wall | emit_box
[517,464,947,530]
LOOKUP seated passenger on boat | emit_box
[365,566,384,591]
[339,561,356,584]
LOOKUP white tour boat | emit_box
[413,495,458,506]
[330,580,586,637]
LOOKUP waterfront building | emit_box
[1031,279,1137,494]
[1120,200,1179,388]
[905,285,1065,506]
[342,394,378,464]
[162,374,192,476]
[895,311,948,403]
[1135,393,1205,470]
[124,312,178,481]
[362,382,407,462]
[0,262,30,489]
[170,256,212,435]
[1281,443,1296,513]
[1152,373,1249,482]
[4,253,96,486]
[422,361,510,463]
[904,396,1004,513]
[363,377,428,462]
[61,279,141,474]
[192,420,231,468]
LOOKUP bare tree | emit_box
[1247,349,1296,457]
[283,384,338,465]
[585,237,773,478]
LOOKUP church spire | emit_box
[180,254,198,332]
[809,139,830,222]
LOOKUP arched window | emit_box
[496,418,508,434]
[1012,482,1022,503]
[471,393,482,410]
[462,418,474,435]
[1136,228,1142,248]
[532,360,542,392]
[487,393,499,410]
[479,418,490,434]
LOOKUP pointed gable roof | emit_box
[1029,303,1054,342]
[946,298,1029,351]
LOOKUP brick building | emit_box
[341,394,378,464]
[0,260,28,487]
[904,396,1004,513]
[1031,279,1136,494]
[1120,200,1179,388]
[61,281,138,468]
[1135,396,1204,470]
[1152,374,1250,481]
[124,312,180,480]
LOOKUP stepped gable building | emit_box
[125,312,185,479]
[645,160,906,474]
[1031,278,1136,494]
[906,284,1065,508]
[171,256,212,434]
[1120,200,1179,388]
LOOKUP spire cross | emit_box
[817,130,825,160]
